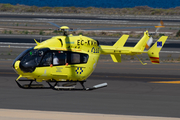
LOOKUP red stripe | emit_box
[150,58,159,61]
[151,61,159,63]
[150,57,159,59]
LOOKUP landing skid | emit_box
[15,79,107,91]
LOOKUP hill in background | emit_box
[1,3,180,15]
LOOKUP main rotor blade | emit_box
[82,26,155,31]
[48,22,60,28]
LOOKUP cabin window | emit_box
[70,53,80,64]
[82,54,89,63]
[39,50,89,66]
[53,51,66,65]
[67,52,89,64]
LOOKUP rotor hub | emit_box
[60,26,70,36]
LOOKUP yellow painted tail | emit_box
[148,36,168,64]
[101,31,167,64]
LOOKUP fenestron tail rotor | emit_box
[145,36,153,50]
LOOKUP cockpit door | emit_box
[50,51,68,80]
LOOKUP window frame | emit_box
[38,50,89,67]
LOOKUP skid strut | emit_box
[15,79,107,91]
[15,80,51,89]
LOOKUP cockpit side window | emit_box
[12,47,34,67]
[21,49,41,66]
[20,48,50,67]
[53,51,66,66]
[39,51,52,66]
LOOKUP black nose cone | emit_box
[19,62,36,73]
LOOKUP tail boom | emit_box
[100,31,168,64]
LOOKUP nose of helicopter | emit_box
[12,47,35,72]
[12,60,23,74]
[13,59,36,73]
[19,61,36,73]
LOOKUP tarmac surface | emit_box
[1,60,180,119]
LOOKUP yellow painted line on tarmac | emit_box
[150,81,180,84]
[98,62,149,65]
[96,67,180,71]
[92,75,180,80]
[98,62,180,66]
[92,75,180,84]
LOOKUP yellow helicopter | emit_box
[12,23,168,91]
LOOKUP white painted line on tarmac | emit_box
[0,45,31,48]
[0,42,36,45]
[161,51,180,53]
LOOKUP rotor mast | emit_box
[60,26,70,36]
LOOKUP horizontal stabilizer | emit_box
[110,54,121,62]
[113,35,129,48]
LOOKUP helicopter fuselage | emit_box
[13,34,100,82]
[12,30,168,90]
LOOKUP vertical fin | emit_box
[134,31,150,51]
[148,36,168,64]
